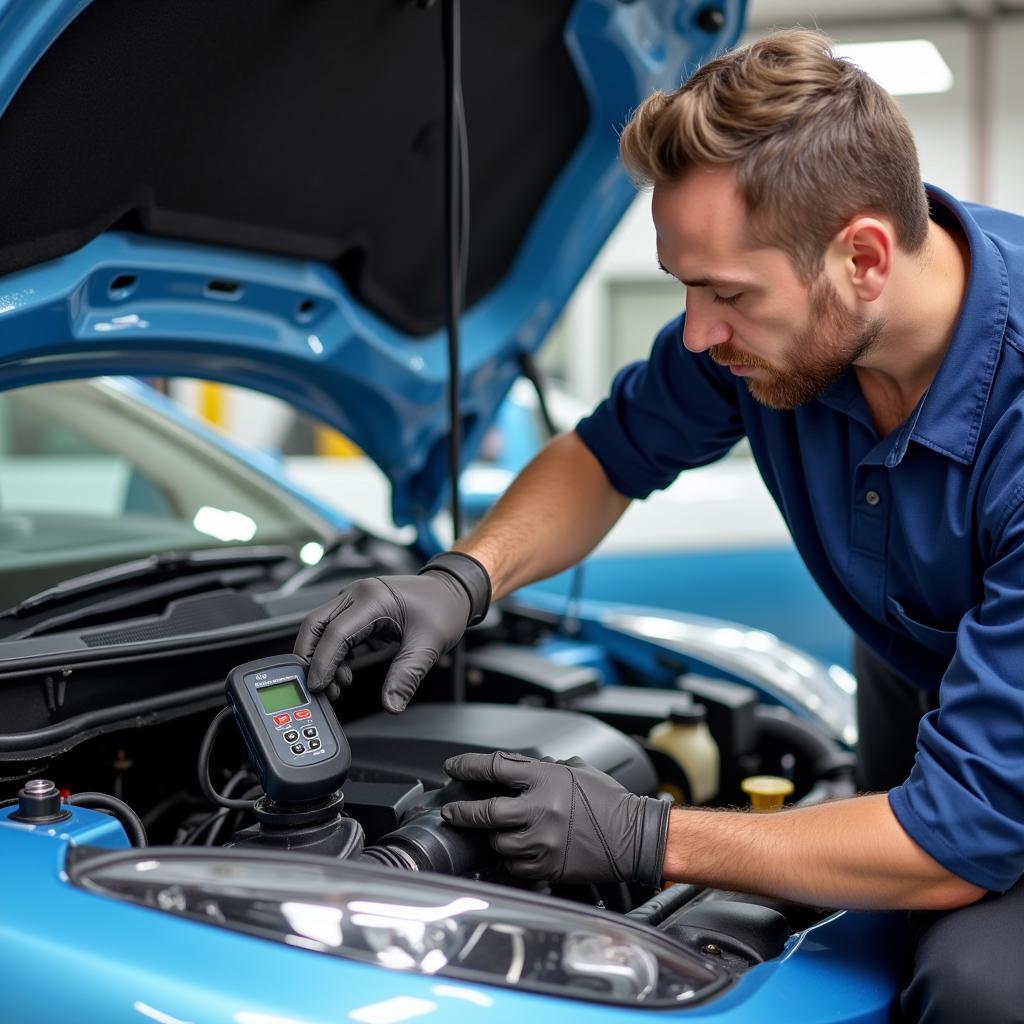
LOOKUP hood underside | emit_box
[0,0,745,532]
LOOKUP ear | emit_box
[833,217,893,302]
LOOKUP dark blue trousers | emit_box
[854,640,1024,1024]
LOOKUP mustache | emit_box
[707,344,774,372]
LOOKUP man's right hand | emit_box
[293,552,491,713]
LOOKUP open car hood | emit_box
[0,0,744,534]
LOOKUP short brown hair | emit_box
[619,29,930,279]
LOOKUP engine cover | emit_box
[345,702,658,795]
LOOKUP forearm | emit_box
[663,792,987,911]
[454,430,631,600]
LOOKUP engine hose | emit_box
[67,792,148,847]
[753,705,856,781]
[625,883,704,926]
[361,808,493,875]
[198,707,258,811]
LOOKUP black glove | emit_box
[441,751,671,887]
[293,551,491,713]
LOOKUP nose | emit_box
[682,291,733,353]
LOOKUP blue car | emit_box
[0,2,901,1021]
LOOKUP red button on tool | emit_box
[273,713,291,726]
[294,709,312,720]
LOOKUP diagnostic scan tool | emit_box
[226,654,350,804]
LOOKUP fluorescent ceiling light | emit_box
[835,40,953,96]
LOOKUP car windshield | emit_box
[0,378,333,609]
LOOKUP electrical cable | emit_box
[223,784,265,843]
[203,772,259,846]
[517,352,559,439]
[141,789,205,831]
[516,350,589,635]
[443,0,467,543]
[442,0,470,704]
[177,768,257,846]
[66,792,148,847]
[179,807,227,846]
[198,707,259,810]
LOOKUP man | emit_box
[295,30,1024,1022]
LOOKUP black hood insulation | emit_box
[0,0,588,335]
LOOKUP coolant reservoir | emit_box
[648,704,720,805]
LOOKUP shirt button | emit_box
[865,490,881,506]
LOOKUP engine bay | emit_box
[0,560,857,983]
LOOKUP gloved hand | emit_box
[293,551,491,713]
[441,751,671,887]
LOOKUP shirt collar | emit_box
[814,186,1008,467]
[902,185,1009,466]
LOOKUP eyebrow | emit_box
[657,257,756,291]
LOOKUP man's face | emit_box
[652,165,883,410]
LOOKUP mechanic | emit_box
[295,30,1024,1022]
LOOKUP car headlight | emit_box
[70,848,729,1008]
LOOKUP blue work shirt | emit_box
[576,185,1024,892]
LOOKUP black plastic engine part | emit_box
[679,677,761,802]
[344,702,658,794]
[229,810,363,859]
[662,899,792,967]
[626,882,704,925]
[340,779,428,845]
[567,685,702,734]
[465,643,601,705]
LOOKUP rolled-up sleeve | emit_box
[889,495,1024,892]
[574,315,745,500]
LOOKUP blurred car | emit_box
[0,2,897,1022]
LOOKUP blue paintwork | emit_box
[0,802,132,849]
[0,0,746,540]
[0,807,902,1023]
[528,551,854,670]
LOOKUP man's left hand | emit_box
[441,751,670,887]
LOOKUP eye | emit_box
[712,291,742,306]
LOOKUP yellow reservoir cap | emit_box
[740,775,794,812]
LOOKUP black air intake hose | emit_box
[754,705,856,782]
[361,808,494,875]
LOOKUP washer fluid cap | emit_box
[669,704,707,725]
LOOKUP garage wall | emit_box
[549,13,1020,405]
[989,20,1024,212]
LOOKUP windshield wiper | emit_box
[0,547,295,639]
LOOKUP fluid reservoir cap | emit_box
[740,775,794,812]
[9,778,72,825]
[669,703,707,725]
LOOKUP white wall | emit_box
[554,14,1019,407]
[990,20,1024,212]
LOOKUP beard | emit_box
[709,276,884,410]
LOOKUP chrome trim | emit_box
[603,610,857,746]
